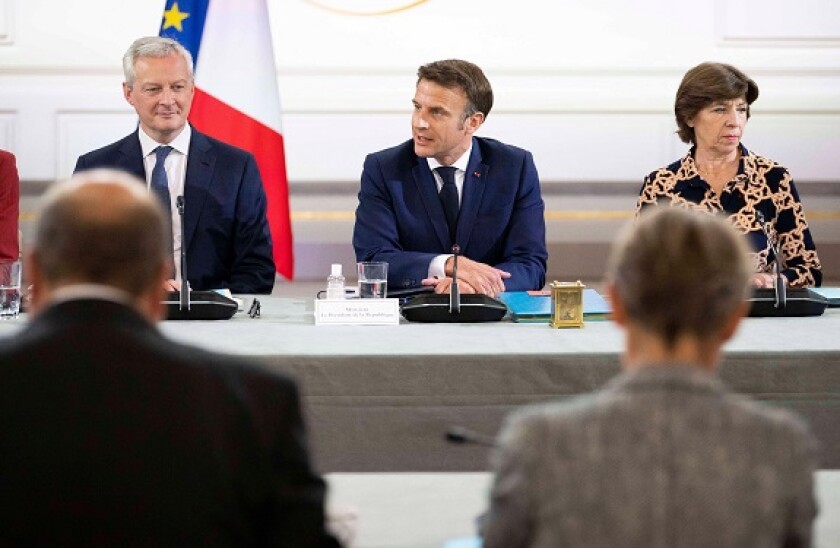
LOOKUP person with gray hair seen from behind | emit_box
[0,169,338,546]
[482,207,817,548]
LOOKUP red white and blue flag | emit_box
[160,0,294,280]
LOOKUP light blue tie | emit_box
[151,146,174,274]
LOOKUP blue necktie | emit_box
[151,146,174,273]
[151,146,173,213]
[436,166,459,243]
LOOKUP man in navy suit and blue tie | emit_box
[353,59,548,296]
[75,37,275,294]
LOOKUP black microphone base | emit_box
[748,288,829,317]
[401,294,507,323]
[163,291,238,320]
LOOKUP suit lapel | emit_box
[118,132,148,181]
[412,159,452,250]
[183,130,216,251]
[457,141,488,251]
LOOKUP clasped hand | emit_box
[751,272,785,289]
[421,256,510,297]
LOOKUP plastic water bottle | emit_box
[326,264,345,300]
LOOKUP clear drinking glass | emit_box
[0,260,22,319]
[357,262,388,298]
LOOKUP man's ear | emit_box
[123,82,135,107]
[464,112,485,136]
[24,251,47,315]
[607,283,627,327]
[137,263,168,323]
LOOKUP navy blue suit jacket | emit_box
[353,137,547,291]
[75,127,275,294]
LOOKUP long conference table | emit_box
[3,296,839,472]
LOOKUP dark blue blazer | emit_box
[353,137,547,291]
[75,127,275,294]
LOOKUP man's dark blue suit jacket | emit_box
[353,137,547,291]
[75,127,275,294]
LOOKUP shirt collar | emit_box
[138,123,192,158]
[46,284,135,307]
[426,139,473,173]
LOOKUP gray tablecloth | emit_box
[3,297,839,471]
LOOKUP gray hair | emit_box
[606,207,752,347]
[123,36,194,87]
[34,169,169,297]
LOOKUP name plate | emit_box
[314,298,401,326]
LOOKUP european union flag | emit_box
[159,0,209,69]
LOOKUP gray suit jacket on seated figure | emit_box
[482,366,817,548]
[0,298,338,546]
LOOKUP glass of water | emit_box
[357,261,388,298]
[0,260,22,319]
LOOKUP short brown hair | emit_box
[675,62,759,144]
[34,169,169,297]
[606,207,752,347]
[417,59,494,120]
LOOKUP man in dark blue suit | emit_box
[75,37,274,294]
[353,59,547,295]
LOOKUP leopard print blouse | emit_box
[636,145,822,287]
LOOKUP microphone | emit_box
[747,211,828,317]
[755,211,786,309]
[177,196,189,311]
[161,195,238,320]
[399,244,507,323]
[449,244,461,314]
[445,425,496,448]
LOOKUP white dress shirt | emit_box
[138,125,191,281]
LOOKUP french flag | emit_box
[159,0,294,280]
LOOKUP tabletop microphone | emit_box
[399,243,507,323]
[445,425,497,448]
[450,244,461,314]
[177,195,190,311]
[161,195,238,320]
[755,211,786,309]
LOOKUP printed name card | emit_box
[314,298,401,325]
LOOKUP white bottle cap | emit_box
[331,264,342,276]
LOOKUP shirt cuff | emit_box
[428,254,453,279]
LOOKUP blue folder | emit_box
[811,287,840,307]
[497,289,612,323]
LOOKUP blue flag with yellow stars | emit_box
[159,0,209,68]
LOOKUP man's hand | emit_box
[163,279,181,292]
[421,276,478,295]
[443,256,510,297]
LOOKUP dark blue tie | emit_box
[151,146,173,214]
[436,166,459,242]
[151,146,174,272]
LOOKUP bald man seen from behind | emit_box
[0,169,338,547]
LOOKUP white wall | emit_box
[0,0,838,182]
